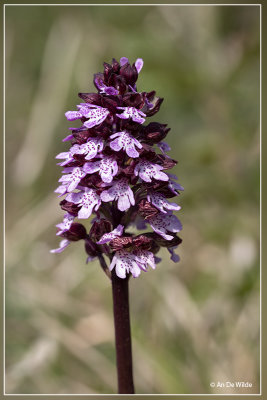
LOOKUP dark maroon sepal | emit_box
[119,63,138,86]
[89,218,112,243]
[85,237,98,258]
[78,92,102,105]
[60,223,87,241]
[145,97,164,117]
[138,199,159,220]
[110,236,133,251]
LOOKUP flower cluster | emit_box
[51,57,183,279]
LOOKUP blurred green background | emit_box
[5,5,260,395]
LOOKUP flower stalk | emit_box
[112,271,134,394]
[51,57,183,394]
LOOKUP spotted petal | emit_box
[147,192,181,213]
[66,188,101,219]
[116,106,146,124]
[56,213,75,236]
[134,160,169,183]
[97,224,124,244]
[110,131,142,158]
[148,213,182,240]
[84,157,118,183]
[100,178,135,212]
[58,167,86,192]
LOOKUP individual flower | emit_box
[65,103,110,129]
[147,192,181,213]
[100,178,135,212]
[148,213,182,240]
[109,249,155,279]
[83,156,118,183]
[109,131,142,158]
[58,167,86,192]
[134,160,169,183]
[97,224,124,244]
[70,137,104,161]
[167,173,185,195]
[116,106,146,124]
[56,213,75,235]
[55,151,75,167]
[66,188,101,219]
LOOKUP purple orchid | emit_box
[66,188,101,219]
[167,173,185,195]
[148,213,182,240]
[65,103,109,129]
[134,160,169,183]
[56,213,75,235]
[109,249,155,279]
[83,157,118,183]
[97,224,124,244]
[100,178,135,212]
[58,167,86,192]
[147,192,181,213]
[109,131,142,158]
[52,56,183,281]
[116,106,146,124]
[70,138,104,161]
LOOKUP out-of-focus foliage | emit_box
[5,5,260,394]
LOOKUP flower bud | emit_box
[60,223,87,241]
[144,122,170,144]
[119,63,138,86]
[89,218,112,243]
[85,237,98,258]
[60,199,80,216]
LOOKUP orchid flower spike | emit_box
[51,57,183,279]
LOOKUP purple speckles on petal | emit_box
[70,138,104,161]
[116,107,146,124]
[147,192,181,213]
[134,160,169,183]
[83,157,118,183]
[66,188,101,219]
[65,103,109,128]
[148,213,182,240]
[100,178,135,212]
[97,224,124,244]
[58,167,86,192]
[109,250,141,279]
[56,213,75,236]
[109,131,142,158]
[55,151,74,167]
[109,249,155,279]
[167,173,184,195]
